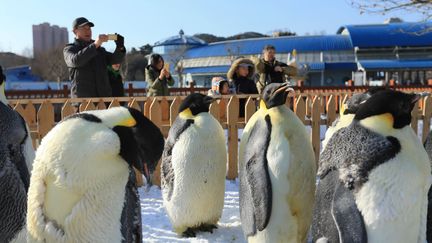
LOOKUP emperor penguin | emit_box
[238,82,316,243]
[322,87,387,150]
[312,90,431,243]
[0,66,35,243]
[161,93,227,237]
[26,107,164,243]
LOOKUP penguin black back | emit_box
[179,93,213,115]
[354,90,419,128]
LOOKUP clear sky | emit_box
[0,0,424,55]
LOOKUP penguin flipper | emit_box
[161,118,194,201]
[332,176,367,243]
[120,169,142,243]
[240,115,272,235]
[311,170,340,243]
[427,186,432,243]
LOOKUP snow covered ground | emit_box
[139,121,430,242]
[140,180,246,243]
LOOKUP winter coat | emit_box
[145,66,175,97]
[227,58,258,94]
[107,66,124,97]
[254,58,297,93]
[227,58,258,117]
[63,39,126,98]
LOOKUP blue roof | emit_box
[154,34,207,47]
[5,65,42,82]
[184,35,353,59]
[338,22,432,48]
[358,60,432,70]
[183,66,230,74]
[183,62,346,74]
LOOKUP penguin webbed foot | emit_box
[182,228,196,238]
[197,224,217,233]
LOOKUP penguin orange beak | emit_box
[274,83,294,94]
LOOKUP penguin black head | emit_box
[179,93,214,116]
[343,87,388,115]
[354,90,420,129]
[66,107,164,182]
[261,82,293,109]
[113,108,164,181]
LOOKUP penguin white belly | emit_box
[249,126,298,243]
[165,114,227,232]
[355,127,431,243]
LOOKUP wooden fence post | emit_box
[170,97,181,126]
[37,100,55,139]
[161,98,170,122]
[295,95,306,124]
[209,100,220,122]
[244,97,256,123]
[311,96,321,165]
[84,99,96,111]
[97,99,107,110]
[411,99,420,134]
[227,96,239,180]
[150,98,163,186]
[326,95,337,126]
[109,99,120,108]
[128,98,141,111]
[144,97,152,118]
[61,100,76,119]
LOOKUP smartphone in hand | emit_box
[107,34,118,41]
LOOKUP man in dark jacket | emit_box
[64,17,126,98]
[255,45,297,93]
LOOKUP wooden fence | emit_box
[7,87,432,184]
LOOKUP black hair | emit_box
[263,45,276,52]
[218,80,229,94]
[149,54,164,71]
[0,65,5,84]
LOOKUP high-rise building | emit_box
[32,22,68,58]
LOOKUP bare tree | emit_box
[225,43,242,63]
[32,47,68,81]
[166,45,188,87]
[348,0,432,19]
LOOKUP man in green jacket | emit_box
[254,45,297,94]
[145,54,174,96]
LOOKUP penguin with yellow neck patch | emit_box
[312,90,430,243]
[26,107,164,243]
[239,82,316,243]
[322,87,387,150]
[161,93,227,237]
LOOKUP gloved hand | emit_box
[115,33,124,48]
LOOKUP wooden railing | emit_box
[6,83,432,99]
[7,87,432,184]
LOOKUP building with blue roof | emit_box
[153,21,432,87]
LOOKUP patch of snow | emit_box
[140,180,246,243]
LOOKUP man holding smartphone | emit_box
[63,17,126,98]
